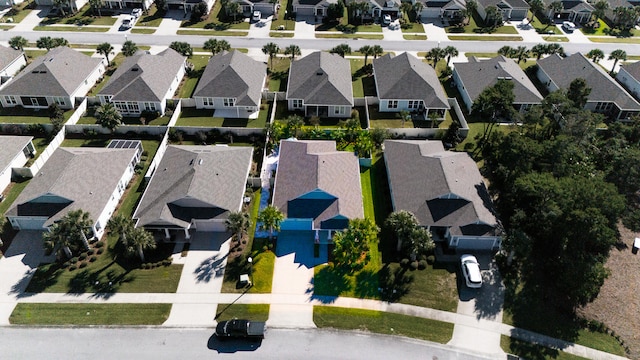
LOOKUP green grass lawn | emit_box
[270,0,294,31]
[314,306,454,343]
[215,304,270,322]
[448,35,522,41]
[130,28,156,34]
[268,57,290,92]
[528,12,561,34]
[0,179,30,216]
[177,29,248,36]
[400,23,425,33]
[135,5,163,27]
[316,33,384,39]
[33,25,109,32]
[178,55,210,98]
[464,52,499,58]
[0,107,74,124]
[1,2,32,23]
[368,106,413,128]
[501,336,589,360]
[445,12,518,34]
[10,303,171,325]
[41,4,117,26]
[589,36,640,43]
[269,31,294,37]
[24,49,48,59]
[350,59,376,98]
[543,35,569,42]
[404,34,427,40]
[176,102,270,128]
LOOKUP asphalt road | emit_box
[0,327,501,360]
[1,30,640,55]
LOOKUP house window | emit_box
[4,96,17,105]
[143,102,156,111]
[127,102,140,113]
[334,106,347,115]
[54,97,66,106]
[103,95,112,103]
[223,98,235,107]
[114,102,127,112]
[292,99,303,108]
[408,100,422,109]
[595,102,613,112]
[388,100,398,109]
[203,98,214,106]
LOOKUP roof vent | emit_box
[198,159,203,165]
[132,67,139,72]
[316,70,324,75]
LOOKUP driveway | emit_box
[155,9,188,35]
[294,16,316,39]
[248,17,272,38]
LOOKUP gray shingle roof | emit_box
[620,61,640,81]
[0,47,103,98]
[294,0,337,6]
[6,147,137,227]
[454,55,543,105]
[538,53,640,111]
[373,53,450,109]
[0,135,33,174]
[541,0,594,12]
[193,50,266,107]
[133,145,253,228]
[98,48,185,102]
[477,0,529,9]
[272,140,364,229]
[286,51,353,106]
[0,46,24,73]
[383,140,498,231]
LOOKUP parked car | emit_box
[121,16,135,29]
[252,11,261,22]
[216,319,266,340]
[131,8,143,18]
[562,21,576,32]
[382,14,392,25]
[460,254,482,288]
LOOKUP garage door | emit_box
[194,220,226,232]
[10,217,47,230]
[295,7,315,17]
[453,237,501,251]
[280,218,313,231]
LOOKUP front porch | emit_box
[150,228,196,243]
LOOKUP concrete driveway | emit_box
[294,16,317,39]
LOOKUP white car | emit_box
[383,14,392,25]
[562,21,576,32]
[461,254,482,288]
[252,11,261,22]
[122,16,134,29]
[131,8,143,18]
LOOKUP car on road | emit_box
[461,254,482,288]
[562,21,576,32]
[131,8,143,18]
[121,16,135,29]
[252,11,261,22]
[215,319,266,340]
[382,14,392,25]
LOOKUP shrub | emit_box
[69,265,77,271]
[426,255,435,265]
[79,253,87,261]
[400,258,410,268]
[87,249,95,255]
[95,241,105,248]
[263,245,268,252]
[418,260,427,270]
[89,256,97,262]
[70,257,79,264]
[62,261,70,268]
[79,262,87,268]
[410,261,419,270]
[97,248,104,255]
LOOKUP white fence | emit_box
[65,124,168,136]
[66,98,88,125]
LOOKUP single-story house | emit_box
[6,142,141,239]
[166,0,214,12]
[233,0,279,16]
[476,0,529,21]
[192,50,266,119]
[605,0,640,27]
[0,45,27,79]
[417,0,467,19]
[100,0,153,11]
[272,139,364,242]
[347,0,401,20]
[617,61,640,100]
[383,139,502,252]
[293,0,338,17]
[35,0,88,14]
[286,51,354,118]
[133,145,253,241]
[98,49,186,116]
[373,52,450,119]
[453,55,543,113]
[0,47,105,110]
[541,0,593,23]
[0,136,35,195]
[537,52,640,120]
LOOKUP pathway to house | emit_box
[154,9,186,36]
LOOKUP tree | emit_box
[399,110,410,127]
[203,38,230,56]
[545,43,564,57]
[36,36,54,51]
[331,218,379,273]
[586,48,604,63]
[107,213,134,244]
[284,44,301,62]
[512,45,530,63]
[528,0,544,21]
[89,0,102,16]
[53,0,68,17]
[354,131,373,158]
[548,1,563,21]
[358,45,373,66]
[43,209,93,259]
[464,0,477,24]
[121,40,138,57]
[326,2,344,21]
[425,47,445,68]
[484,6,502,29]
[612,6,638,30]
[370,128,391,149]
[443,45,458,66]
[262,42,279,70]
[52,37,68,48]
[567,78,591,109]
[190,1,209,23]
[329,44,351,58]
[498,45,514,57]
[48,103,64,135]
[592,0,608,23]
[385,210,417,253]
[530,43,547,60]
[95,103,122,132]
[412,2,423,22]
[371,45,383,60]
[257,205,284,240]
[155,0,167,13]
[225,211,251,242]
[9,36,27,51]
[96,42,113,65]
[169,41,193,57]
[124,228,156,262]
[472,79,516,146]
[608,49,627,74]
[225,1,241,21]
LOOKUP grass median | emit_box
[10,303,171,325]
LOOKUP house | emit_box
[272,139,364,242]
[233,0,279,16]
[0,47,105,110]
[537,53,640,120]
[416,0,467,20]
[192,50,266,119]
[0,136,35,195]
[605,0,640,26]
[541,0,593,23]
[617,61,640,100]
[133,145,253,241]
[100,0,153,11]
[383,139,501,252]
[166,0,215,12]
[453,55,543,113]
[476,0,529,21]
[286,51,353,118]
[293,0,339,17]
[98,49,186,116]
[35,0,88,14]
[5,142,141,239]
[373,52,450,120]
[0,45,27,79]
[347,0,402,21]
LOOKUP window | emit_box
[334,106,347,115]
[143,102,156,111]
[595,102,613,112]
[203,97,214,106]
[114,102,127,112]
[408,100,422,109]
[223,98,235,107]
[127,102,140,113]
[388,100,398,109]
[102,95,112,103]
[54,97,66,106]
[292,99,303,108]
[4,96,17,105]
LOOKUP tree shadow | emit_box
[506,335,560,360]
[354,269,379,298]
[17,264,60,294]
[194,253,229,283]
[473,263,505,320]
[307,264,351,302]
[378,264,413,302]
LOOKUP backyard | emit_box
[175,102,270,128]
[0,106,74,124]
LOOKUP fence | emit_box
[448,98,470,138]
[167,99,183,127]
[66,98,88,125]
[262,91,286,101]
[13,126,66,178]
[65,124,168,136]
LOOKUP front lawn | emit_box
[215,304,270,321]
[1,2,32,23]
[316,33,384,39]
[314,306,454,343]
[448,35,522,41]
[182,0,250,29]
[32,25,110,32]
[350,59,376,98]
[135,5,163,27]
[270,0,294,31]
[10,303,171,325]
[40,4,117,26]
[528,12,561,34]
[445,12,518,34]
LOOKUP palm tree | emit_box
[498,45,514,57]
[465,0,477,24]
[89,0,102,16]
[43,209,93,258]
[425,47,445,68]
[125,228,156,262]
[548,1,563,22]
[443,45,458,66]
[530,43,547,60]
[95,103,122,132]
[225,1,241,21]
[400,2,412,19]
[586,48,605,63]
[358,45,373,65]
[528,0,544,22]
[122,40,138,57]
[412,2,423,22]
[546,43,564,56]
[284,44,301,62]
[257,205,284,241]
[203,38,230,56]
[329,44,352,58]
[262,42,279,70]
[9,36,27,51]
[592,0,608,23]
[371,45,384,60]
[225,211,251,242]
[107,213,134,243]
[385,210,418,252]
[512,46,530,63]
[36,36,55,51]
[609,49,627,74]
[96,42,113,65]
[53,0,68,17]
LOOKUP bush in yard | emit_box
[410,261,419,270]
[79,253,87,261]
[97,248,104,254]
[87,249,94,255]
[79,262,87,268]
[95,241,105,248]
[62,261,70,268]
[426,255,435,265]
[418,259,427,270]
[70,257,78,264]
[69,265,77,271]
[89,256,97,262]
[400,258,410,267]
